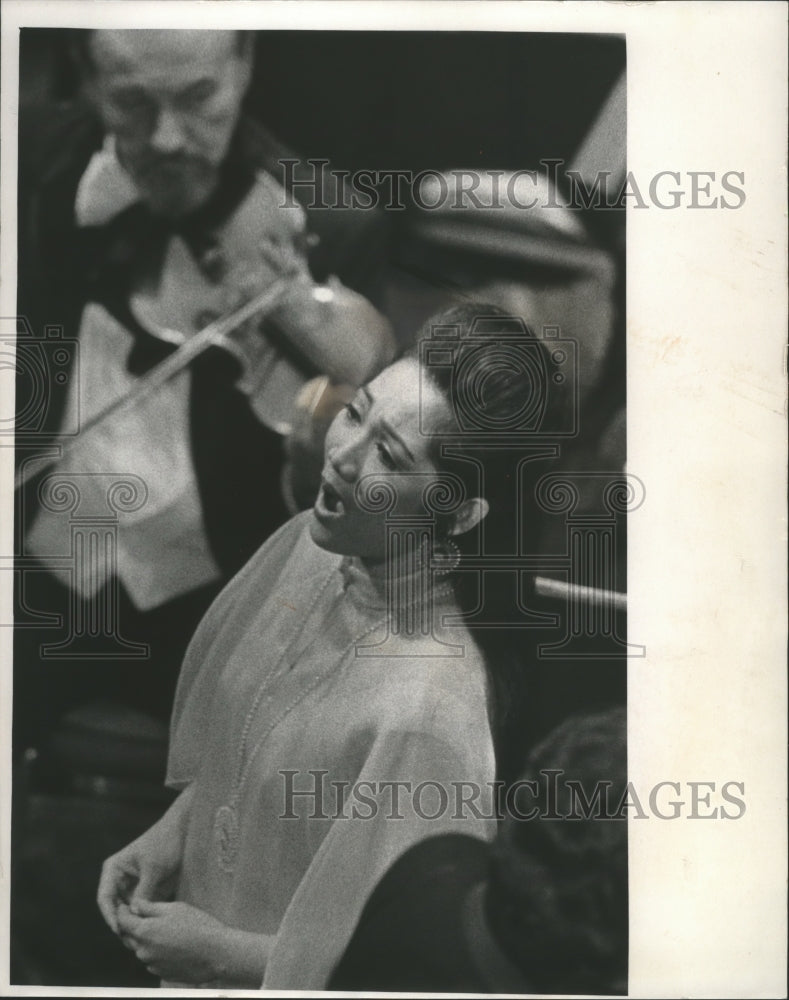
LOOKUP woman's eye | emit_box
[344,403,362,423]
[376,443,396,470]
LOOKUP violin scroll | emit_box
[283,375,357,513]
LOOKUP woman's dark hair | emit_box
[404,303,572,778]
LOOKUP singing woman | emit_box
[97,303,562,989]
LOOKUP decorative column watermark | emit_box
[354,471,467,657]
[534,472,645,658]
[27,473,149,659]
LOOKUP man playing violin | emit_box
[14,29,394,751]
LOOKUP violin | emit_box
[16,169,394,496]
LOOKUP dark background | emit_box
[22,29,625,174]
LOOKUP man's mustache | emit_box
[135,154,213,177]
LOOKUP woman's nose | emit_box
[329,433,365,482]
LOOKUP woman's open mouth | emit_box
[314,480,347,522]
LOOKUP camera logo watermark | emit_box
[419,317,577,437]
[4,315,150,658]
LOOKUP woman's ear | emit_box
[449,498,490,537]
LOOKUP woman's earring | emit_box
[431,537,461,576]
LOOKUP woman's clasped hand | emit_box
[115,900,230,983]
[97,785,192,932]
[115,899,271,986]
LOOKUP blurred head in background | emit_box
[80,29,254,217]
[487,707,628,994]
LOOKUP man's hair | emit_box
[72,28,251,76]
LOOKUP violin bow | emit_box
[14,276,292,493]
[533,575,627,612]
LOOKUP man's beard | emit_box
[131,155,220,218]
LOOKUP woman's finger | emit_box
[97,860,128,933]
[118,933,137,952]
[115,904,142,941]
[133,860,169,901]
[130,898,168,917]
[96,889,119,933]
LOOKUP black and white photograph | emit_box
[0,2,785,997]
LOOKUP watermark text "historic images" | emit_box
[279,770,747,822]
[279,159,747,212]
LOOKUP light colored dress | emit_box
[166,510,497,989]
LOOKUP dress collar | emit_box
[337,554,455,612]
